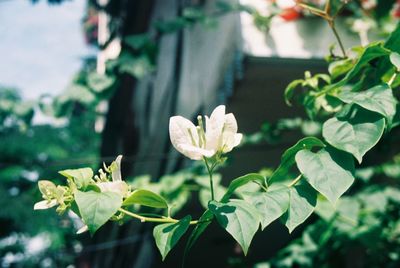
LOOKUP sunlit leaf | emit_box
[322,106,385,163]
[123,189,168,208]
[59,168,93,189]
[221,173,264,202]
[74,190,122,234]
[295,148,355,204]
[269,137,325,184]
[337,84,397,126]
[243,187,290,230]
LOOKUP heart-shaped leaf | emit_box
[295,148,355,204]
[322,106,385,163]
[282,183,317,233]
[209,199,260,255]
[243,187,290,230]
[153,215,191,261]
[269,137,325,184]
[183,210,214,260]
[337,84,397,126]
[74,190,122,234]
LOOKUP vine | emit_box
[34,1,400,265]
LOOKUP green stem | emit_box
[203,157,215,201]
[298,3,327,18]
[252,181,268,192]
[336,214,358,226]
[118,208,199,225]
[328,20,347,58]
[388,72,398,87]
[288,175,302,187]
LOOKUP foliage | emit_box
[256,155,400,268]
[0,86,100,266]
[30,1,400,266]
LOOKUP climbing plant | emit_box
[34,0,400,265]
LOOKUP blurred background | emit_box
[1,0,400,267]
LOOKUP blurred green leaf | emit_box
[59,168,93,189]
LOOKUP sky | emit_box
[0,0,95,100]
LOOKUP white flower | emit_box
[97,181,129,196]
[97,155,129,196]
[169,105,242,160]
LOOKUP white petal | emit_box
[221,133,242,153]
[97,181,129,196]
[169,116,199,156]
[233,133,243,147]
[112,155,123,182]
[178,144,215,160]
[224,113,238,134]
[205,105,226,151]
[76,225,89,234]
[34,199,58,210]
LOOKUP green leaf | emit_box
[221,173,264,202]
[153,215,192,261]
[62,84,96,105]
[123,189,168,208]
[328,58,354,79]
[87,72,115,93]
[74,190,122,234]
[269,137,325,184]
[329,43,390,90]
[385,24,400,53]
[183,210,214,260]
[59,168,93,189]
[322,106,385,163]
[295,148,355,204]
[282,183,317,233]
[119,55,154,79]
[243,187,290,230]
[209,199,260,255]
[337,84,397,126]
[390,52,400,71]
[182,7,205,19]
[124,34,151,50]
[284,79,303,105]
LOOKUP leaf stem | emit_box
[203,157,215,201]
[328,20,347,58]
[118,208,199,225]
[288,175,302,187]
[252,180,268,192]
[298,0,348,58]
[388,72,398,87]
